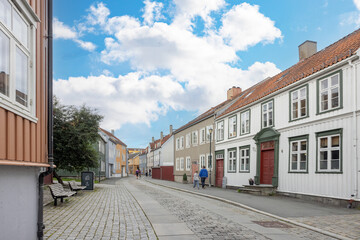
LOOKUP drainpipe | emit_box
[348,59,359,199]
[38,0,54,239]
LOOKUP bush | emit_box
[182,173,188,181]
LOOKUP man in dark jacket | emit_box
[199,166,208,189]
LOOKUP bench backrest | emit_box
[49,183,66,196]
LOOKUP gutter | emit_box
[37,0,54,239]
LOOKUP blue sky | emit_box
[53,0,360,148]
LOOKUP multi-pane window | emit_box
[317,130,342,172]
[186,133,191,148]
[176,138,180,150]
[200,128,206,144]
[289,137,308,172]
[217,121,224,141]
[192,131,198,145]
[228,115,237,138]
[290,86,307,120]
[239,147,250,172]
[207,153,213,170]
[180,157,184,170]
[180,136,184,149]
[262,100,274,128]
[240,110,250,135]
[319,73,341,113]
[228,149,236,172]
[200,155,206,169]
[186,156,191,170]
[206,126,213,141]
[0,0,35,115]
[176,158,180,171]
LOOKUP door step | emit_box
[238,185,277,196]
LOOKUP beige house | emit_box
[173,90,241,185]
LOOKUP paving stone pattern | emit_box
[44,183,157,240]
[132,180,336,240]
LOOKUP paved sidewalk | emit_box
[145,177,360,239]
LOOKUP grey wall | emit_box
[0,165,39,240]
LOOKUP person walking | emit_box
[199,166,208,189]
[193,171,199,189]
[136,167,139,179]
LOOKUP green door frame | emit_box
[253,128,280,187]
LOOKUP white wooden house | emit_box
[214,29,360,204]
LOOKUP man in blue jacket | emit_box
[199,166,208,189]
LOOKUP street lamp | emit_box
[209,128,213,187]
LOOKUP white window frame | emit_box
[290,86,308,121]
[240,110,250,135]
[176,137,180,151]
[289,138,308,172]
[318,73,341,113]
[206,153,213,170]
[216,121,224,141]
[186,156,191,170]
[186,133,191,148]
[317,132,341,172]
[228,115,237,138]
[206,125,213,142]
[180,136,184,149]
[262,100,274,128]
[176,158,180,171]
[199,154,206,169]
[192,130,198,146]
[0,0,38,122]
[239,147,250,172]
[179,157,184,171]
[228,149,236,172]
[200,128,206,144]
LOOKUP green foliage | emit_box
[182,173,188,181]
[53,97,103,173]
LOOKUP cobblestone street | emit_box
[43,177,356,239]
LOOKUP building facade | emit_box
[215,30,360,203]
[0,0,51,239]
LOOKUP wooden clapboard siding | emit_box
[0,0,49,167]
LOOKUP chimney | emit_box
[170,125,173,135]
[111,129,115,135]
[227,86,242,100]
[298,40,317,61]
[160,131,163,140]
[152,137,154,143]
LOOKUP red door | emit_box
[191,163,199,182]
[260,150,274,184]
[216,159,224,187]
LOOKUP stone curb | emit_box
[145,179,352,240]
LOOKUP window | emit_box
[206,125,213,142]
[316,129,342,173]
[228,149,236,172]
[289,136,308,172]
[239,146,250,172]
[240,110,250,135]
[192,131,198,146]
[199,155,206,169]
[217,121,224,141]
[290,86,308,121]
[200,128,206,144]
[207,153,213,170]
[180,157,184,170]
[0,0,37,120]
[186,133,191,148]
[180,136,184,149]
[176,158,180,171]
[262,100,274,128]
[318,72,341,113]
[186,156,191,170]
[176,138,180,150]
[228,115,237,138]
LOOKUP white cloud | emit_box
[53,18,96,51]
[142,0,164,25]
[354,0,360,10]
[339,0,360,27]
[220,3,282,51]
[55,1,282,130]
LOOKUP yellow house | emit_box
[128,152,140,175]
[116,143,127,177]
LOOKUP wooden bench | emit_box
[48,183,76,206]
[68,181,86,192]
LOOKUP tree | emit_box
[53,97,103,184]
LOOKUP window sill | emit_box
[0,99,37,123]
[316,106,343,115]
[315,171,343,174]
[288,171,309,174]
[239,170,250,173]
[289,115,309,123]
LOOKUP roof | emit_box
[149,133,172,151]
[218,28,360,118]
[99,128,127,147]
[128,152,140,159]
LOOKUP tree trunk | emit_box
[53,170,64,185]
